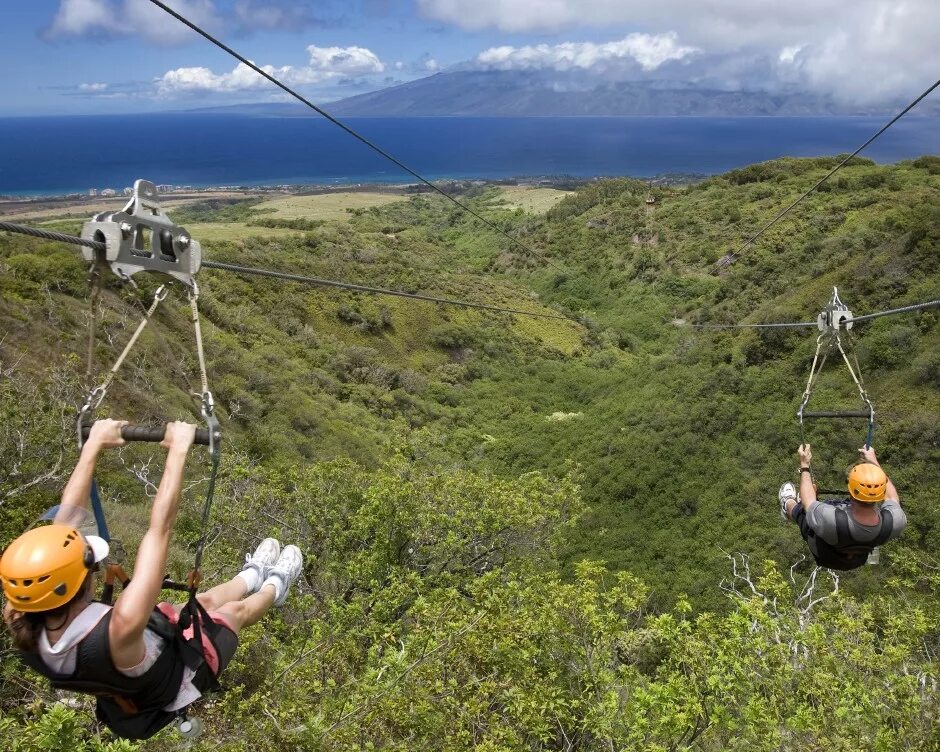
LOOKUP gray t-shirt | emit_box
[807,499,906,546]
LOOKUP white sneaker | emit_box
[238,538,280,594]
[262,545,303,606]
[779,482,797,520]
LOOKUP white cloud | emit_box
[47,0,120,37]
[305,45,385,76]
[78,82,109,92]
[476,33,696,72]
[419,0,940,104]
[156,45,385,95]
[778,45,802,65]
[47,0,221,45]
[423,58,441,72]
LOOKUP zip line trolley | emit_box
[74,179,220,609]
[797,287,876,493]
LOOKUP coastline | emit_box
[0,173,705,211]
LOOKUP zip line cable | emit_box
[0,221,99,247]
[200,260,568,319]
[690,320,817,330]
[145,0,563,274]
[716,76,940,270]
[1,221,933,326]
[688,297,939,330]
[0,221,569,321]
[850,298,940,323]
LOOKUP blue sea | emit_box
[0,114,938,196]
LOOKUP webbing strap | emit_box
[186,283,221,590]
[834,506,851,546]
[182,283,221,685]
[95,285,169,404]
[799,333,830,485]
[90,479,111,542]
[189,283,210,398]
[86,275,101,380]
[873,508,895,546]
[78,285,169,437]
[833,330,875,447]
[190,444,220,586]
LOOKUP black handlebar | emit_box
[801,410,872,419]
[81,424,212,445]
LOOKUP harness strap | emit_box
[834,506,851,547]
[90,478,110,542]
[835,505,894,548]
[175,598,222,690]
[872,508,894,546]
[77,285,170,449]
[798,333,831,486]
[86,272,101,380]
[833,330,875,448]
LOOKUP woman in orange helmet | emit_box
[1,419,303,739]
[778,443,907,570]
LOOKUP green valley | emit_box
[1,159,938,750]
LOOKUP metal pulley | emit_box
[78,179,201,287]
[816,287,854,332]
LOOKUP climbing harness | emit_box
[797,287,875,453]
[74,182,221,736]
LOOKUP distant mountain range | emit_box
[188,70,940,118]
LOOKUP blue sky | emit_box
[2,1,937,116]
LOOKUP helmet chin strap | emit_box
[44,610,71,632]
[45,574,95,630]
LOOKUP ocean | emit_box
[0,114,938,196]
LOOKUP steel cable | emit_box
[0,220,104,249]
[717,77,940,269]
[201,260,569,320]
[0,221,568,321]
[690,320,817,330]
[689,297,940,330]
[850,298,940,323]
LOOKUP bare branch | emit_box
[2,451,64,501]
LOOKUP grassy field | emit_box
[0,191,265,222]
[252,191,408,221]
[494,186,575,213]
[185,221,305,242]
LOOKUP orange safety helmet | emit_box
[0,525,108,612]
[847,462,888,503]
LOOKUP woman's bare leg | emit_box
[213,585,276,633]
[195,577,249,612]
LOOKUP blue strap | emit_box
[90,479,111,543]
[865,419,874,449]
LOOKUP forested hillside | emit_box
[1,156,939,750]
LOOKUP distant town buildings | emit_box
[88,188,97,197]
[100,188,116,197]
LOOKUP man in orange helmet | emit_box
[778,444,906,570]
